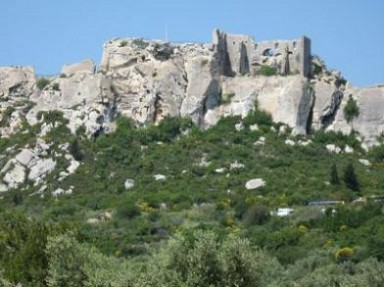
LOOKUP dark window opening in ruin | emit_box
[274,43,279,49]
[293,41,296,49]
[254,44,258,49]
[263,49,276,57]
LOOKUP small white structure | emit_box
[272,208,294,217]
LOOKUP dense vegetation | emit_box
[2,107,384,286]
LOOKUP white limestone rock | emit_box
[28,158,56,183]
[35,138,50,155]
[245,178,266,190]
[249,124,259,131]
[198,157,210,167]
[298,139,312,146]
[359,159,371,166]
[52,187,73,197]
[15,149,37,167]
[312,80,384,147]
[215,167,226,173]
[254,136,266,146]
[204,75,313,134]
[67,159,80,175]
[0,66,35,99]
[154,174,166,181]
[235,122,244,131]
[344,145,354,153]
[0,183,8,192]
[87,218,100,224]
[61,59,95,76]
[230,161,245,170]
[285,139,295,146]
[3,162,26,188]
[124,179,135,190]
[326,144,341,154]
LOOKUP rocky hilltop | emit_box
[1,29,384,147]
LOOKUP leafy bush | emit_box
[69,138,84,161]
[330,162,340,185]
[343,162,360,192]
[119,40,128,47]
[0,106,15,127]
[52,82,60,91]
[36,77,50,90]
[312,62,323,75]
[219,93,235,105]
[344,94,359,123]
[0,213,48,286]
[257,65,277,76]
[335,247,354,262]
[244,204,270,225]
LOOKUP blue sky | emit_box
[1,0,383,87]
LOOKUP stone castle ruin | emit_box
[213,29,311,78]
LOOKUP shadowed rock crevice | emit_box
[295,82,315,134]
[320,90,344,128]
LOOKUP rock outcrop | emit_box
[0,29,384,147]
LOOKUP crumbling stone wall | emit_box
[213,29,311,78]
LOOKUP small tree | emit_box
[343,163,360,192]
[330,162,340,185]
[69,138,84,161]
[343,94,359,123]
[36,77,50,90]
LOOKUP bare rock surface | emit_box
[245,178,266,190]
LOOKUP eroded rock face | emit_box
[334,85,384,148]
[26,72,116,136]
[204,75,313,135]
[0,30,383,147]
[0,66,36,100]
[61,59,95,76]
[312,78,384,148]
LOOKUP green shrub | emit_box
[219,93,235,105]
[330,162,340,185]
[36,77,50,90]
[344,94,359,123]
[52,82,60,91]
[0,106,15,127]
[257,65,277,76]
[119,40,128,47]
[343,162,360,192]
[69,138,84,161]
[0,213,48,286]
[244,204,270,225]
[312,62,323,75]
[335,77,347,88]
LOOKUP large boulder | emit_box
[245,178,266,190]
[0,66,36,100]
[2,162,26,189]
[28,158,56,183]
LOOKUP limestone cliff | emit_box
[1,29,384,147]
